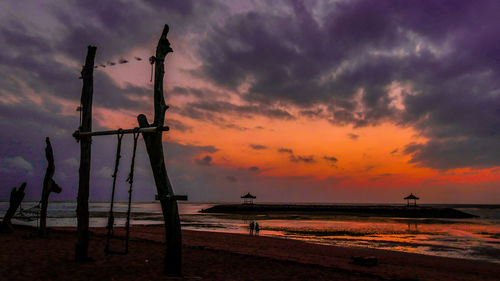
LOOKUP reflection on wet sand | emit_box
[407,222,418,233]
[3,202,500,263]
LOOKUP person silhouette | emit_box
[249,221,255,235]
[255,222,260,236]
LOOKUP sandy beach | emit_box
[1,225,498,281]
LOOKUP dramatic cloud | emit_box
[249,144,267,150]
[323,156,338,166]
[299,108,324,118]
[195,155,213,166]
[1,0,500,203]
[166,119,193,133]
[248,166,259,172]
[290,155,316,164]
[347,133,359,140]
[277,148,293,154]
[197,0,500,170]
[179,100,295,121]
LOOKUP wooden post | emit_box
[137,24,182,275]
[39,137,62,237]
[1,182,27,233]
[75,45,96,261]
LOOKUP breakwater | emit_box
[201,204,477,218]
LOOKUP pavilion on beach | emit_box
[241,192,256,205]
[404,193,419,207]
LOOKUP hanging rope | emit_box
[123,130,140,254]
[104,129,140,255]
[105,130,124,255]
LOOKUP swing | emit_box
[15,202,41,222]
[104,129,140,255]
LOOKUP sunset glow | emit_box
[1,0,499,203]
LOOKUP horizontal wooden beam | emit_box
[73,126,169,140]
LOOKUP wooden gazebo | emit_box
[241,192,256,205]
[404,193,419,207]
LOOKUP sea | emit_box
[1,201,499,263]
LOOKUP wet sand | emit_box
[1,225,498,280]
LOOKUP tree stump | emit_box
[39,137,62,237]
[1,182,27,233]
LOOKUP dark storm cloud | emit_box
[0,0,222,115]
[165,141,218,159]
[181,100,295,121]
[347,133,359,140]
[249,144,267,150]
[166,119,193,133]
[223,123,248,131]
[299,108,324,118]
[404,138,500,170]
[197,0,500,170]
[171,104,251,131]
[195,155,213,166]
[52,0,217,60]
[277,148,293,154]
[323,156,338,166]
[2,0,500,207]
[290,155,316,164]
[0,0,223,200]
[0,98,142,200]
[170,86,217,98]
[248,166,259,172]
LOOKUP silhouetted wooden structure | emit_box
[138,24,183,275]
[73,24,183,275]
[75,45,96,262]
[241,193,256,204]
[39,137,62,237]
[404,193,419,207]
[1,182,27,232]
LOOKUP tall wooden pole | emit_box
[137,24,182,275]
[75,45,96,261]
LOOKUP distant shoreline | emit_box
[1,201,499,208]
[201,204,478,218]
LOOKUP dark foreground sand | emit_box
[1,225,498,281]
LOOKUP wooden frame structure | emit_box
[241,193,256,205]
[74,25,183,275]
[404,193,419,207]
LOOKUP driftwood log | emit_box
[75,45,96,261]
[1,182,27,232]
[39,137,62,237]
[137,24,182,275]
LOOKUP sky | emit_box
[0,0,499,204]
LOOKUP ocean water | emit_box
[1,201,499,263]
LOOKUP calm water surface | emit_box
[1,202,499,263]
